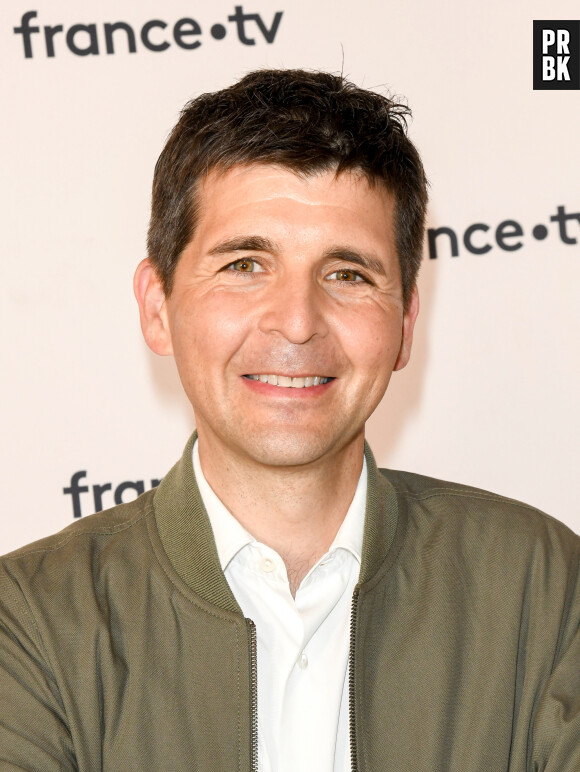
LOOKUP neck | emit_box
[197,432,365,594]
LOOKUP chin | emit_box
[235,426,347,469]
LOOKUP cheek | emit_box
[169,291,251,369]
[337,308,403,373]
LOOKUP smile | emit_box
[243,375,333,388]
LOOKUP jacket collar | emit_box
[153,433,402,612]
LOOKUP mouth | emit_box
[243,374,334,389]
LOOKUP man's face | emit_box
[139,164,418,468]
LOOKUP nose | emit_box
[257,272,328,345]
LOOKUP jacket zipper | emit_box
[247,618,259,772]
[349,587,360,772]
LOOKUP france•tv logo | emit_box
[533,21,580,89]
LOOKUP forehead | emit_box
[191,163,395,254]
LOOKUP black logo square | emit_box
[533,20,580,89]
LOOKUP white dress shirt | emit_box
[192,441,366,772]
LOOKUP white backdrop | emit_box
[1,0,578,554]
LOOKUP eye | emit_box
[327,268,367,283]
[226,258,264,273]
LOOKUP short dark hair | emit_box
[148,69,428,308]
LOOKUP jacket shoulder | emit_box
[1,489,156,563]
[379,467,579,548]
[0,491,154,680]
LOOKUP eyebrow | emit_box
[324,247,387,277]
[208,236,277,255]
[207,237,388,277]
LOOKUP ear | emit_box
[394,285,419,371]
[133,258,173,356]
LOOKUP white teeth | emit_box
[246,374,331,388]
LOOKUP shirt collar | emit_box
[330,456,366,563]
[193,439,254,570]
[192,439,367,571]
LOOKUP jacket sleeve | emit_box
[0,565,76,770]
[531,552,580,771]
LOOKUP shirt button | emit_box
[261,558,275,573]
[296,652,309,670]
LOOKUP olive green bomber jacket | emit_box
[0,436,579,770]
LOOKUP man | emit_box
[0,70,578,771]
